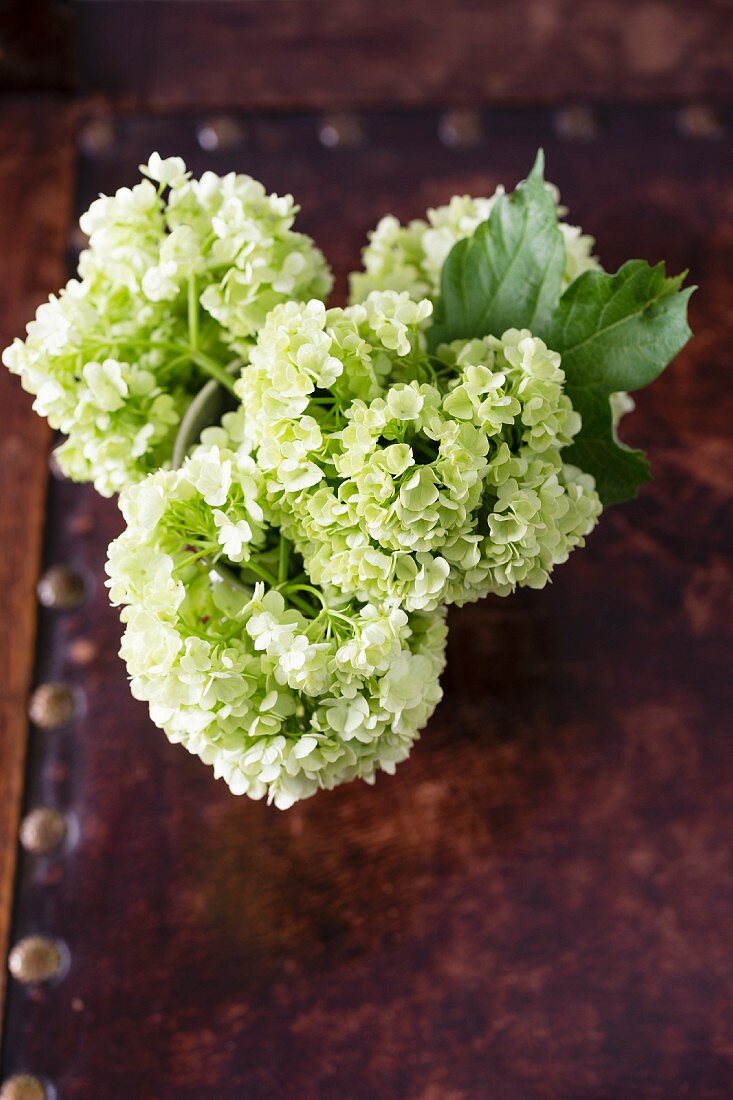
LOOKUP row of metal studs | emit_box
[74,104,727,159]
[1,544,86,1100]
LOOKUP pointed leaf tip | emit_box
[547,259,693,505]
[529,148,545,181]
[429,150,563,349]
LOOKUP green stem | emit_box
[202,550,318,619]
[235,559,316,616]
[87,337,185,356]
[175,547,216,571]
[242,559,280,587]
[287,583,327,608]
[190,351,237,395]
[188,275,199,351]
[157,352,195,379]
[324,608,355,625]
[278,536,291,584]
[282,589,318,617]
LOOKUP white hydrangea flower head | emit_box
[3,154,332,496]
[106,443,447,808]
[349,188,600,305]
[235,300,603,612]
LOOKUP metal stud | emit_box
[48,448,66,481]
[19,809,67,856]
[677,104,724,140]
[438,109,483,149]
[68,638,98,666]
[37,565,85,612]
[555,104,598,142]
[46,762,69,785]
[0,1076,47,1100]
[78,116,116,157]
[68,225,88,255]
[8,936,64,985]
[196,116,246,152]
[68,512,94,537]
[318,113,364,149]
[28,683,76,730]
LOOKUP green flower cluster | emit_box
[3,154,331,495]
[106,443,447,808]
[6,152,688,807]
[236,295,602,610]
[349,191,599,306]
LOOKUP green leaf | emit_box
[429,150,565,351]
[544,261,693,391]
[546,260,694,505]
[426,150,693,507]
[563,386,650,507]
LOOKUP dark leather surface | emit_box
[73,0,733,109]
[5,109,732,1099]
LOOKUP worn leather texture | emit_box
[5,109,733,1098]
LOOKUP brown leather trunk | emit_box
[1,6,732,1098]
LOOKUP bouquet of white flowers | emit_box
[5,152,692,807]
